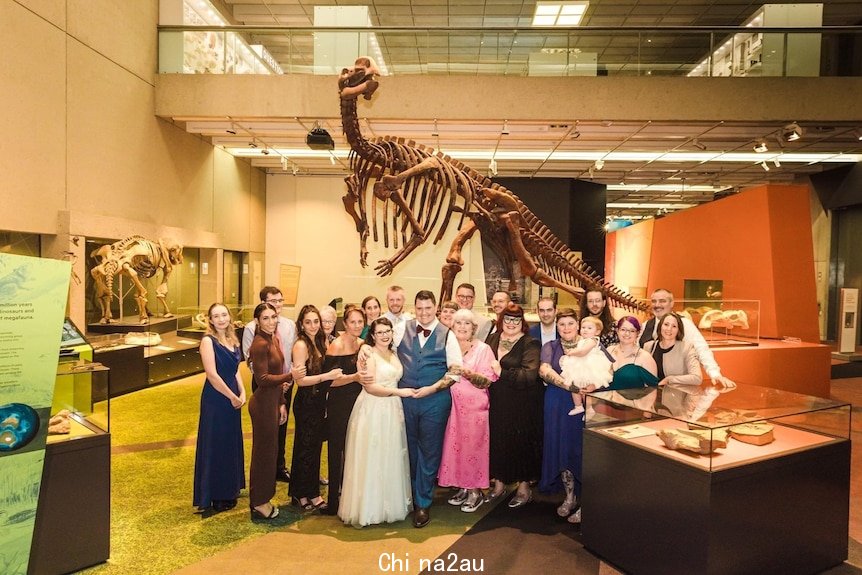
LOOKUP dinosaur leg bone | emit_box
[121,264,150,324]
[90,267,115,324]
[440,220,479,302]
[343,174,369,267]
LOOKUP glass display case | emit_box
[586,382,848,471]
[639,298,761,347]
[177,304,254,338]
[53,319,111,441]
[582,383,850,575]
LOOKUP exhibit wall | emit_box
[265,175,487,317]
[604,218,654,300]
[1,1,266,327]
[608,184,820,343]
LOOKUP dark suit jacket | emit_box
[529,322,557,345]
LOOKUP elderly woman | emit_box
[578,285,618,347]
[486,302,543,508]
[438,309,499,513]
[247,302,290,521]
[643,312,702,387]
[320,305,339,344]
[608,316,659,390]
[538,307,586,524]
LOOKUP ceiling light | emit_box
[488,158,498,177]
[261,147,270,155]
[502,121,509,136]
[782,122,803,142]
[432,119,439,137]
[773,159,781,168]
[760,161,770,171]
[281,156,288,171]
[588,167,594,179]
[753,141,768,153]
[570,121,581,139]
[594,159,604,170]
[532,2,589,27]
[854,129,862,141]
[248,140,257,148]
[226,122,237,135]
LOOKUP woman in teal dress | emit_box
[607,316,659,389]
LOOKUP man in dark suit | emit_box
[529,296,558,346]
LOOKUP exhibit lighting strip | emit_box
[228,147,862,164]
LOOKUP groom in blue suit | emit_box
[396,290,461,528]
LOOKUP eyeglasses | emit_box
[502,316,523,325]
[456,294,475,300]
[266,298,284,304]
[374,329,393,337]
[617,327,638,334]
[321,319,336,325]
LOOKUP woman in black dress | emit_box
[485,303,543,507]
[321,306,366,514]
[289,305,343,511]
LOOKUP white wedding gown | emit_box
[338,350,412,527]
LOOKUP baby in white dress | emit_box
[560,317,613,416]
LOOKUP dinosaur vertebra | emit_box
[338,57,645,312]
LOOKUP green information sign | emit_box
[0,253,71,574]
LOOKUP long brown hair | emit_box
[579,286,615,337]
[296,304,327,372]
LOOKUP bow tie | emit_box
[419,327,432,337]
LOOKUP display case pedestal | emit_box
[581,431,850,575]
[28,431,111,575]
[88,314,192,334]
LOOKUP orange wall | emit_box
[643,184,819,343]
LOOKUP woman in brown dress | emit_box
[247,303,290,521]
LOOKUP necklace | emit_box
[499,333,522,352]
[617,346,639,359]
[561,339,578,351]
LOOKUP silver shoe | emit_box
[567,507,582,524]
[508,490,533,508]
[556,497,577,517]
[461,491,484,513]
[447,488,468,506]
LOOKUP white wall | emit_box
[266,174,487,318]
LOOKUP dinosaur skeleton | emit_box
[90,236,183,324]
[338,58,646,312]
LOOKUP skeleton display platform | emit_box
[87,314,192,334]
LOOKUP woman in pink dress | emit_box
[438,309,499,513]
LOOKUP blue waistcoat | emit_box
[397,320,449,388]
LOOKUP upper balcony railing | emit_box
[157,25,862,77]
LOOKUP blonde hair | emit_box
[205,303,240,349]
[580,315,603,333]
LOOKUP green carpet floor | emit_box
[82,369,326,575]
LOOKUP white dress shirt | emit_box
[383,310,414,348]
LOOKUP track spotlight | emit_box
[753,141,768,153]
[488,158,498,177]
[594,159,605,170]
[588,167,594,179]
[571,121,581,139]
[226,122,237,135]
[692,139,707,151]
[249,140,258,148]
[432,119,439,137]
[782,122,803,142]
[281,156,289,171]
[760,161,770,171]
[501,121,509,136]
[773,159,781,168]
[261,147,270,155]
[291,164,299,176]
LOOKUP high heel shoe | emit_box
[557,497,577,517]
[250,504,279,521]
[292,497,314,512]
[312,499,328,513]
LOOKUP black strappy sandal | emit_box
[250,504,279,521]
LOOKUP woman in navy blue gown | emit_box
[538,307,588,524]
[193,303,247,512]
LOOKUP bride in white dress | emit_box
[339,318,414,527]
